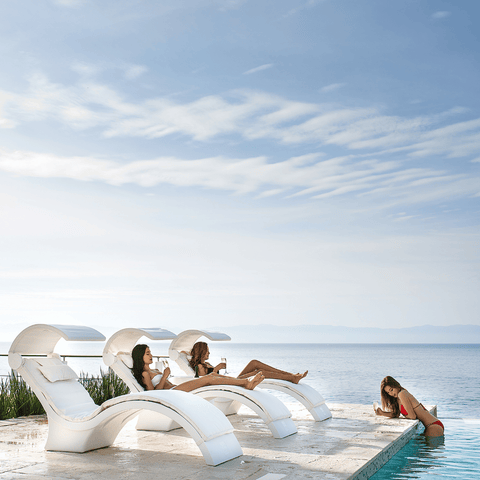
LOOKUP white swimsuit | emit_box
[151,374,162,388]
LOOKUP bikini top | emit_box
[151,374,162,387]
[401,403,426,416]
[194,364,214,377]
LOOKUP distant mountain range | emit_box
[3,323,479,345]
[211,324,480,343]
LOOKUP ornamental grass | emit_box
[0,369,129,420]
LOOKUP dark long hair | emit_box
[189,341,208,371]
[380,376,403,418]
[131,344,148,390]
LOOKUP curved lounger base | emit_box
[190,386,296,439]
[135,398,242,433]
[47,392,242,466]
[137,386,297,439]
[258,380,332,422]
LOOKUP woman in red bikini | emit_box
[374,376,444,437]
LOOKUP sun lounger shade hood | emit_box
[8,324,105,356]
[103,328,177,356]
[169,329,231,360]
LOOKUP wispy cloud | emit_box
[432,11,451,20]
[283,0,325,18]
[320,83,346,93]
[243,64,274,75]
[0,92,16,128]
[1,148,479,207]
[52,0,87,7]
[2,73,480,162]
[216,0,248,11]
[123,64,148,80]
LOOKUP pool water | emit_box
[370,419,480,479]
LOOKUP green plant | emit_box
[79,369,130,405]
[0,371,44,420]
[0,369,129,420]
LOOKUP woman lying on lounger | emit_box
[189,341,308,384]
[374,376,444,437]
[132,344,264,392]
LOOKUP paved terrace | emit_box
[0,403,431,480]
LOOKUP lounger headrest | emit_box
[38,363,79,383]
[175,351,195,375]
[117,352,133,369]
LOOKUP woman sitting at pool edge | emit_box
[375,376,444,437]
[131,344,264,392]
[189,341,308,384]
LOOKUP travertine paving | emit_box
[0,403,430,479]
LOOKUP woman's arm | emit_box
[142,368,171,390]
[142,371,155,390]
[375,407,396,418]
[196,362,224,376]
[212,362,226,374]
[398,390,418,419]
[156,367,171,390]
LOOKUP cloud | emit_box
[0,92,17,128]
[320,83,346,93]
[432,11,451,20]
[71,62,99,77]
[216,0,248,11]
[283,0,325,18]
[52,0,87,7]
[1,148,479,208]
[243,64,274,75]
[2,73,480,163]
[123,64,148,80]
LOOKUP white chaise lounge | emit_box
[103,327,297,439]
[169,329,332,422]
[8,324,242,466]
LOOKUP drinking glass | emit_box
[162,359,169,376]
[221,357,228,375]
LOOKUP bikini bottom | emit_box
[425,419,444,432]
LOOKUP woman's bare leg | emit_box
[238,360,290,377]
[424,423,444,437]
[173,372,264,392]
[237,360,307,384]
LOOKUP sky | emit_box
[1,0,480,341]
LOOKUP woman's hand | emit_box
[153,367,172,390]
[214,362,227,373]
[375,407,395,418]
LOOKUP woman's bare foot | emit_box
[292,371,308,384]
[246,372,264,390]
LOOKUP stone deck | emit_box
[0,403,431,479]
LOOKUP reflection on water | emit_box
[371,419,480,479]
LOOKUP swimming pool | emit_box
[370,418,480,479]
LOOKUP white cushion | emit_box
[39,364,79,382]
[36,357,62,367]
[117,353,133,368]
